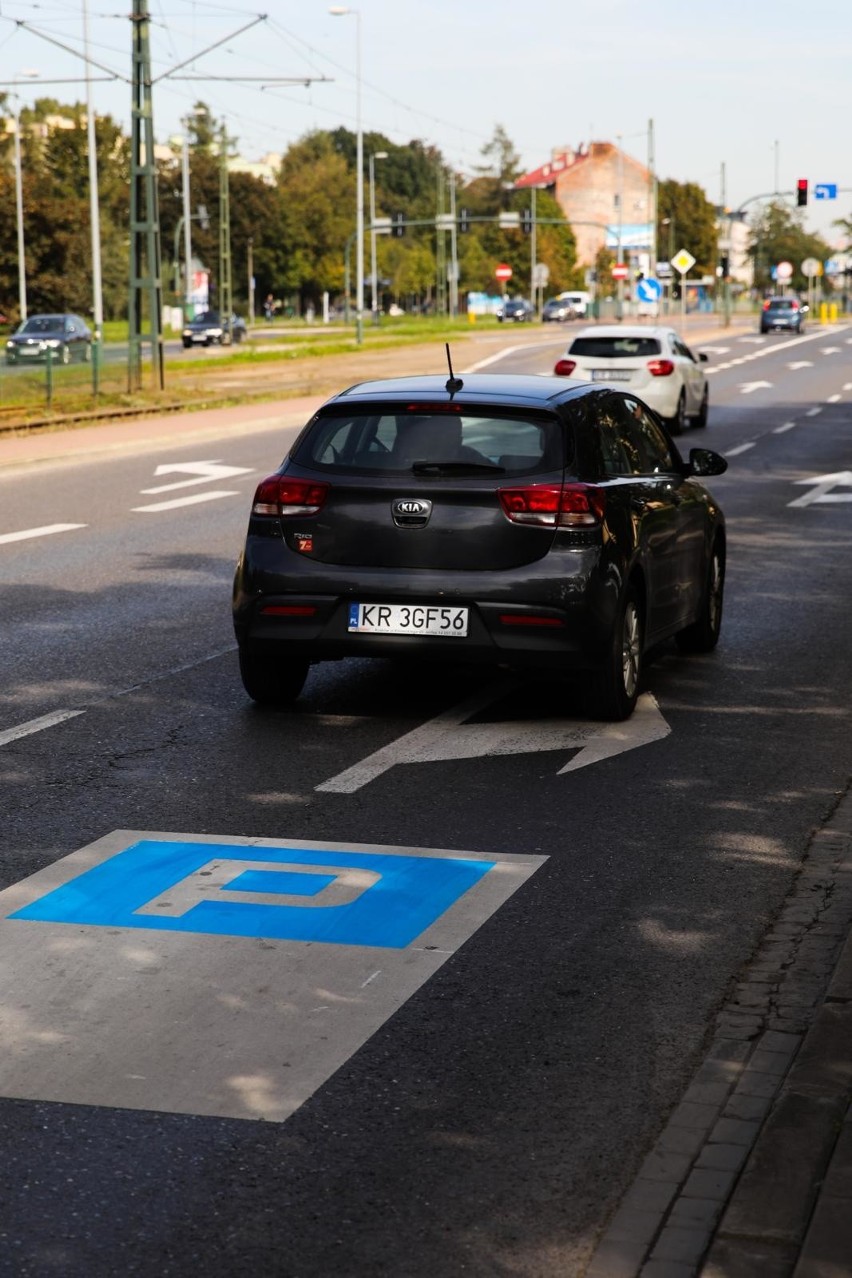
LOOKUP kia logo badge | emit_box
[392,497,432,525]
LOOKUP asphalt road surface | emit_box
[1,324,851,1277]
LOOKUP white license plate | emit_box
[348,603,469,637]
[592,368,632,381]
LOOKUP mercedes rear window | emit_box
[294,408,567,475]
[568,336,662,358]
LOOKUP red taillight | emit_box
[498,482,605,528]
[554,358,576,376]
[762,299,771,310]
[252,476,329,516]
[498,613,565,628]
[647,358,675,376]
[790,300,800,310]
[260,604,317,616]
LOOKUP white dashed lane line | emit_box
[726,443,757,457]
[0,710,85,749]
[0,523,87,546]
[774,422,797,434]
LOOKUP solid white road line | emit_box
[132,490,239,513]
[0,709,84,749]
[0,523,87,546]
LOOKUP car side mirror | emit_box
[688,447,727,477]
[699,352,709,362]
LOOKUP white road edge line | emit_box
[0,709,84,749]
[726,443,756,457]
[132,490,239,513]
[0,523,87,546]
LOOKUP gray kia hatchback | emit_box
[233,372,727,719]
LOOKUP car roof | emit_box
[572,325,674,339]
[324,373,591,411]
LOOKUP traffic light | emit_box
[720,254,730,278]
[797,179,808,207]
[520,208,533,235]
[458,208,470,233]
[392,212,405,238]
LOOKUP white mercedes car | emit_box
[554,325,709,433]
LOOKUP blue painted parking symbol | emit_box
[8,840,495,948]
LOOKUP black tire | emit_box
[182,339,192,349]
[591,584,643,720]
[695,385,709,429]
[676,542,724,653]
[239,648,310,707]
[668,391,686,435]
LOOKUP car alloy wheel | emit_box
[669,391,686,435]
[593,586,642,720]
[676,542,724,653]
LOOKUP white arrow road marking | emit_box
[0,523,87,546]
[699,345,730,354]
[789,471,852,508]
[141,460,253,494]
[739,381,773,394]
[739,336,766,344]
[787,361,814,369]
[132,491,239,513]
[316,684,670,793]
[0,710,84,749]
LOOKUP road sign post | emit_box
[671,248,695,329]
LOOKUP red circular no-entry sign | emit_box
[611,263,629,280]
[495,263,513,281]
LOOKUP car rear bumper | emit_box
[233,537,618,672]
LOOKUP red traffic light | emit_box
[797,179,808,207]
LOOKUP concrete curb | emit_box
[585,784,852,1278]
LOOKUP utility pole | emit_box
[219,123,233,340]
[128,0,164,390]
[448,170,458,319]
[647,118,657,279]
[247,236,255,325]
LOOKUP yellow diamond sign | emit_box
[671,248,696,274]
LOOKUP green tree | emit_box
[748,201,831,294]
[656,179,718,275]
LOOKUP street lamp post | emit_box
[369,150,388,324]
[329,6,363,344]
[11,69,39,323]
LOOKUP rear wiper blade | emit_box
[411,460,505,475]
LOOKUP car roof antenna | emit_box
[445,343,464,395]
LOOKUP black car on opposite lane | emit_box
[182,310,247,348]
[233,374,727,720]
[5,314,92,365]
[498,298,536,323]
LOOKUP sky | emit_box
[1,0,850,248]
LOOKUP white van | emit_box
[559,291,592,318]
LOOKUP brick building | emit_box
[515,142,653,269]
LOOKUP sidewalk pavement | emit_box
[586,785,852,1278]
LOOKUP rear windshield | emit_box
[294,408,566,475]
[568,336,661,358]
[767,300,796,310]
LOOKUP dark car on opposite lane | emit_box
[233,373,728,720]
[182,311,247,348]
[5,314,92,365]
[498,298,536,323]
[760,297,806,334]
[542,297,576,323]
